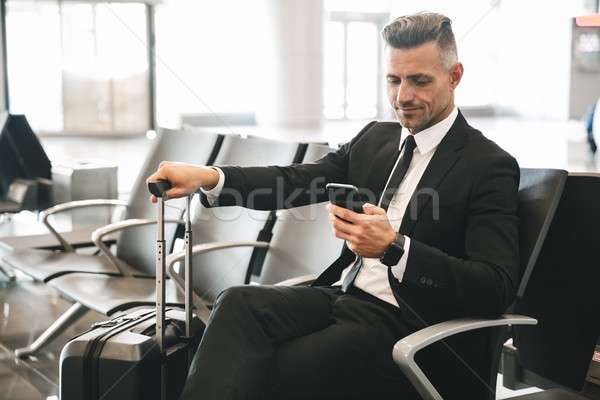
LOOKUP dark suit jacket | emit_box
[204,111,520,331]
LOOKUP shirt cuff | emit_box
[200,167,224,205]
[390,236,411,281]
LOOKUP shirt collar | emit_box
[400,106,458,155]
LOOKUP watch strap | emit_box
[380,232,405,267]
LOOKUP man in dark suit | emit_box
[148,12,519,400]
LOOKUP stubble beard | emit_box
[395,93,452,133]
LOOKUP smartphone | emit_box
[326,183,368,213]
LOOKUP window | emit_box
[324,12,387,120]
[5,1,150,135]
[153,0,268,129]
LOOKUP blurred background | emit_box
[1,0,599,202]
[1,0,598,132]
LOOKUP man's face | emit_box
[385,41,463,133]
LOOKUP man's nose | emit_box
[396,81,414,104]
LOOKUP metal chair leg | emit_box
[0,264,16,281]
[15,302,88,358]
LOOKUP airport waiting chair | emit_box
[387,168,567,399]
[166,198,343,318]
[23,135,304,358]
[164,142,339,311]
[0,127,218,253]
[164,135,310,304]
[11,128,224,358]
[257,200,344,285]
[499,173,600,400]
[189,141,338,301]
[257,142,341,285]
[1,127,223,284]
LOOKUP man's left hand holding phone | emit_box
[326,183,398,259]
[326,183,368,222]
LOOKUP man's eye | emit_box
[387,78,400,84]
[416,80,429,86]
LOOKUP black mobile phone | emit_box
[326,183,367,213]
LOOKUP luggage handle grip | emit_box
[148,179,172,198]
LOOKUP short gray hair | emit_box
[381,12,458,71]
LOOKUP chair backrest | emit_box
[190,135,304,302]
[256,202,344,285]
[301,141,336,163]
[123,127,223,220]
[114,127,223,275]
[257,142,343,284]
[449,167,568,399]
[513,168,569,298]
[513,173,600,392]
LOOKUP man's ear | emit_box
[449,62,464,89]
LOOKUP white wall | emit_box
[495,0,576,120]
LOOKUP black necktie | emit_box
[340,134,417,292]
[380,134,417,211]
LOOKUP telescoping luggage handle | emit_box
[148,179,194,400]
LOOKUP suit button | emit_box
[420,277,427,284]
[426,279,433,286]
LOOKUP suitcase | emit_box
[59,180,204,400]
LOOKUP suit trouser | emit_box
[178,284,421,400]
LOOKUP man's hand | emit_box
[326,203,397,258]
[146,161,220,203]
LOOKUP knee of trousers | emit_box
[213,285,266,311]
[214,285,247,304]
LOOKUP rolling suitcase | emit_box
[59,180,204,400]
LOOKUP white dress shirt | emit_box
[333,107,458,306]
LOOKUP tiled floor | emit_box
[0,271,105,400]
[0,116,597,399]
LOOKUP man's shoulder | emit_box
[444,114,519,174]
[361,120,402,135]
[466,128,514,158]
[459,131,520,179]
[349,120,402,148]
[453,114,514,158]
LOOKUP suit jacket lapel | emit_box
[365,124,403,198]
[400,113,469,235]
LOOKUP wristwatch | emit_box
[380,233,405,267]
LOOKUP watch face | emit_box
[381,241,404,266]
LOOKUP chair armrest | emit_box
[40,199,128,252]
[275,273,319,286]
[392,314,538,400]
[166,241,270,300]
[91,218,184,276]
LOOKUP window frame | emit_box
[0,0,157,136]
